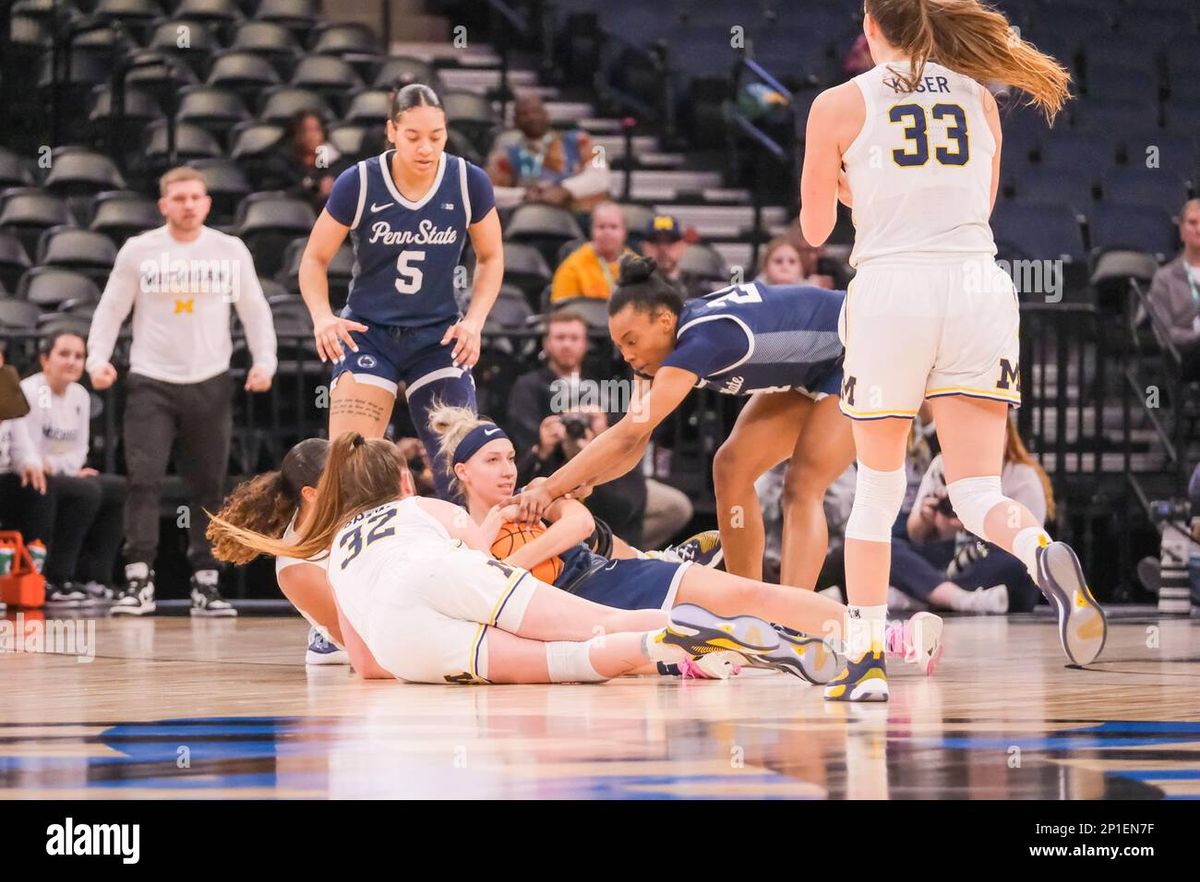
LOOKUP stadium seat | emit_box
[327,124,367,160]
[37,227,117,284]
[277,237,354,307]
[1164,100,1200,137]
[1080,37,1158,80]
[142,121,224,168]
[207,50,282,105]
[344,90,391,125]
[87,86,165,145]
[1071,99,1159,134]
[123,49,201,105]
[1116,12,1197,50]
[618,203,655,247]
[502,242,553,304]
[678,242,728,286]
[255,0,321,36]
[258,87,335,125]
[230,21,301,79]
[1039,130,1121,171]
[1006,165,1095,216]
[551,296,610,328]
[147,19,220,79]
[0,298,40,331]
[16,266,101,309]
[442,90,500,157]
[504,204,585,268]
[991,202,1086,263]
[0,189,74,259]
[229,122,285,160]
[1101,168,1190,211]
[1118,129,1197,183]
[235,192,317,277]
[1088,203,1179,260]
[1083,64,1160,104]
[177,86,252,142]
[289,56,363,113]
[0,232,32,292]
[174,0,243,30]
[88,190,161,247]
[312,22,380,56]
[93,0,161,42]
[373,57,444,93]
[0,150,34,191]
[43,147,126,198]
[190,158,253,225]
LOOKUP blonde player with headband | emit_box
[800,0,1106,702]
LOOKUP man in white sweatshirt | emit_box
[87,166,278,617]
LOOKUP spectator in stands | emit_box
[507,310,600,451]
[639,214,692,299]
[87,166,278,618]
[395,436,436,497]
[842,34,874,78]
[0,342,48,555]
[486,93,610,212]
[888,416,1051,614]
[16,331,127,604]
[1146,198,1200,380]
[550,202,635,304]
[258,111,346,212]
[757,234,835,289]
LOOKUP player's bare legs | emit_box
[780,395,856,589]
[328,373,395,440]
[844,416,911,610]
[929,395,1106,665]
[713,391,806,580]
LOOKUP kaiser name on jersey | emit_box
[367,218,459,246]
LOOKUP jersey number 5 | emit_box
[888,103,969,168]
[394,250,426,295]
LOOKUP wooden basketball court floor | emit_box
[1,610,1197,799]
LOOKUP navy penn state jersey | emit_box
[325,150,495,327]
[659,281,845,395]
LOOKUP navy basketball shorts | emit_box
[558,551,691,610]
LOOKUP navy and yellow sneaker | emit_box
[1036,540,1107,665]
[660,603,779,665]
[648,531,724,568]
[823,645,889,702]
[744,624,843,684]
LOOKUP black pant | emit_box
[123,371,232,571]
[0,472,126,583]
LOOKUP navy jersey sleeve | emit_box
[661,317,751,379]
[324,164,361,226]
[465,162,496,224]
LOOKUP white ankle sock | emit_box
[846,604,888,657]
[1012,527,1051,580]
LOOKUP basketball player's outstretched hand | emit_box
[314,315,368,363]
[509,485,552,523]
[441,317,482,369]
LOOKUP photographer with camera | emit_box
[889,417,1051,614]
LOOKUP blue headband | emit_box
[453,423,510,465]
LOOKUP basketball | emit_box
[491,521,564,584]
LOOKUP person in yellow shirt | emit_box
[550,202,635,303]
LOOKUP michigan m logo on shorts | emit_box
[995,358,1020,392]
[841,375,857,407]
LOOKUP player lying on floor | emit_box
[209,436,944,681]
[208,432,810,683]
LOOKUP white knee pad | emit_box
[844,461,908,542]
[946,475,1007,542]
[545,639,606,683]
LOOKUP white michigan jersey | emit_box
[843,60,997,267]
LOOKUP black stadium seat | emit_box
[207,50,282,105]
[229,122,285,160]
[0,299,40,331]
[312,22,380,57]
[1005,165,1095,216]
[255,0,321,35]
[344,90,391,125]
[177,86,252,142]
[235,192,316,277]
[991,202,1086,263]
[1101,168,1190,212]
[502,242,552,304]
[258,87,334,125]
[0,189,74,259]
[16,266,102,309]
[289,56,363,113]
[89,190,161,247]
[230,21,300,79]
[0,150,35,191]
[190,158,253,225]
[147,19,220,79]
[504,204,585,268]
[0,232,32,292]
[372,56,443,92]
[37,227,117,284]
[42,148,126,197]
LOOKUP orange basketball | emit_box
[491,521,564,584]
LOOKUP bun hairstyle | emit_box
[607,254,685,318]
[390,83,443,120]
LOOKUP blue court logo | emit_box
[357,354,377,369]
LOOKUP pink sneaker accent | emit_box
[677,655,742,679]
[884,621,909,659]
